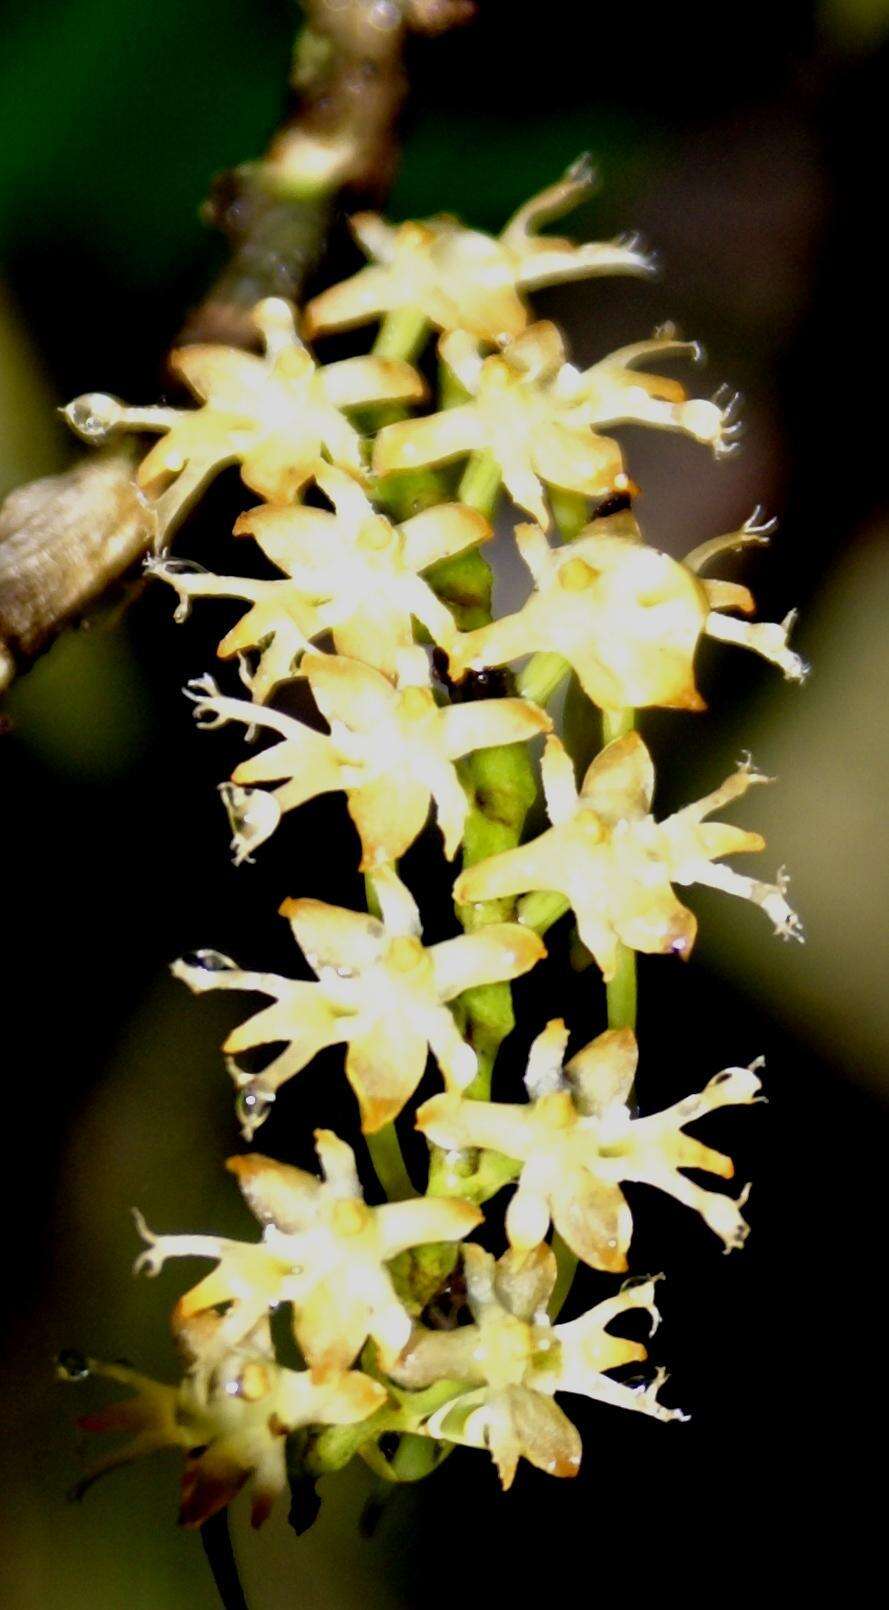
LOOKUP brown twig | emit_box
[0,0,473,693]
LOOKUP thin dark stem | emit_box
[200,1511,250,1610]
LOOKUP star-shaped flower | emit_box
[374,322,734,528]
[304,158,653,345]
[418,1020,763,1270]
[448,513,806,709]
[231,462,491,678]
[133,1131,481,1382]
[389,1245,683,1488]
[64,297,425,540]
[454,731,802,980]
[61,1316,385,1528]
[173,866,545,1134]
[184,647,551,866]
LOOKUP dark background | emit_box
[1,1,887,1604]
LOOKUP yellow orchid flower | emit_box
[183,647,551,867]
[304,157,653,345]
[231,462,490,677]
[390,1245,684,1488]
[63,297,425,541]
[172,866,545,1134]
[133,1131,480,1382]
[454,731,802,980]
[61,1317,385,1528]
[448,512,806,710]
[418,1020,763,1270]
[374,322,733,528]
[374,321,625,527]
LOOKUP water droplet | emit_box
[236,1085,275,1135]
[180,948,239,974]
[57,1349,90,1381]
[64,393,121,443]
[158,559,210,577]
[220,783,280,863]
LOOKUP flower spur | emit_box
[418,1019,764,1269]
[454,730,802,980]
[172,865,545,1134]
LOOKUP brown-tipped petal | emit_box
[351,776,431,870]
[345,1018,429,1134]
[303,650,396,729]
[400,503,491,572]
[580,731,655,822]
[225,1154,321,1233]
[550,1171,632,1272]
[295,1285,370,1383]
[373,406,483,476]
[279,897,385,975]
[532,421,623,499]
[430,924,545,1001]
[505,1386,582,1481]
[494,1243,559,1321]
[375,1196,482,1260]
[454,832,567,908]
[440,696,551,761]
[322,356,426,410]
[565,1027,638,1116]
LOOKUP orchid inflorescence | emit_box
[60,159,804,1528]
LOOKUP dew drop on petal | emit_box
[64,393,121,443]
[179,948,239,974]
[236,1085,276,1135]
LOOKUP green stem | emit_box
[548,486,589,541]
[602,706,635,744]
[548,1231,579,1320]
[372,305,430,363]
[458,449,501,514]
[365,1122,416,1202]
[605,936,638,1031]
[513,489,590,706]
[519,889,569,936]
[516,651,570,707]
[552,703,637,1318]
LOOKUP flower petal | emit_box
[225,1153,321,1232]
[279,897,386,975]
[429,925,545,1000]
